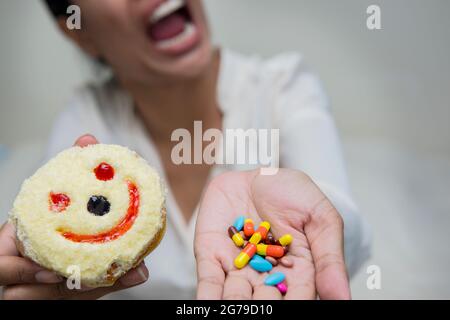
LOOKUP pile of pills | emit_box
[228,216,293,295]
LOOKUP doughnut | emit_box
[9,144,166,287]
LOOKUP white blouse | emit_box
[46,49,371,299]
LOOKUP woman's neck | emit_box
[120,50,222,145]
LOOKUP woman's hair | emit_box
[44,0,71,18]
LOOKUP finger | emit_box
[222,271,252,300]
[305,197,350,300]
[74,263,149,300]
[282,263,316,300]
[117,262,149,287]
[252,284,282,300]
[2,263,149,300]
[74,134,98,147]
[0,222,19,256]
[251,270,282,300]
[0,256,62,286]
[196,255,225,300]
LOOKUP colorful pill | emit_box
[278,234,293,246]
[233,216,245,231]
[243,218,255,238]
[249,221,270,244]
[265,232,276,245]
[257,244,285,258]
[276,282,288,295]
[280,256,294,268]
[248,232,262,245]
[265,256,278,266]
[256,221,270,240]
[228,226,245,247]
[234,243,257,269]
[264,272,286,286]
[249,255,273,272]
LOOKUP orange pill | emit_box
[228,226,245,247]
[243,218,254,238]
[257,244,285,258]
[249,221,270,244]
[254,221,270,240]
[234,243,257,269]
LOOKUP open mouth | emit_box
[147,0,200,55]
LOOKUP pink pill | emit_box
[280,256,293,268]
[265,256,278,266]
[276,282,288,295]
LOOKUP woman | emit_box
[0,0,370,299]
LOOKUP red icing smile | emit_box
[60,181,140,243]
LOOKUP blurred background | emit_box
[1,0,449,299]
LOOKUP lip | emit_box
[143,0,203,56]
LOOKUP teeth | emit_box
[150,0,185,24]
[156,22,195,48]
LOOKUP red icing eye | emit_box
[49,192,71,212]
[94,162,115,181]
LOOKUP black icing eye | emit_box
[87,195,111,216]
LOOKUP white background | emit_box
[1,0,449,299]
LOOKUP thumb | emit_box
[74,134,99,147]
[305,197,351,300]
[0,256,62,285]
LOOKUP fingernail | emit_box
[137,266,147,282]
[35,270,63,284]
[120,265,148,287]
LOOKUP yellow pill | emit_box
[249,221,270,244]
[257,244,267,256]
[232,233,245,247]
[228,226,245,247]
[278,234,293,246]
[249,232,262,245]
[234,243,257,269]
[257,244,285,258]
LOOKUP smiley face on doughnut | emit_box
[10,144,166,287]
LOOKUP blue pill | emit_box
[249,255,273,272]
[233,216,245,231]
[264,272,286,286]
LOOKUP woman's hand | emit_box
[0,134,149,300]
[195,169,350,300]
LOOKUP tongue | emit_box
[150,13,187,41]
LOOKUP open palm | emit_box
[195,169,350,300]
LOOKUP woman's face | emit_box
[71,0,212,83]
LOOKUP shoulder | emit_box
[221,49,314,89]
[220,49,329,114]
